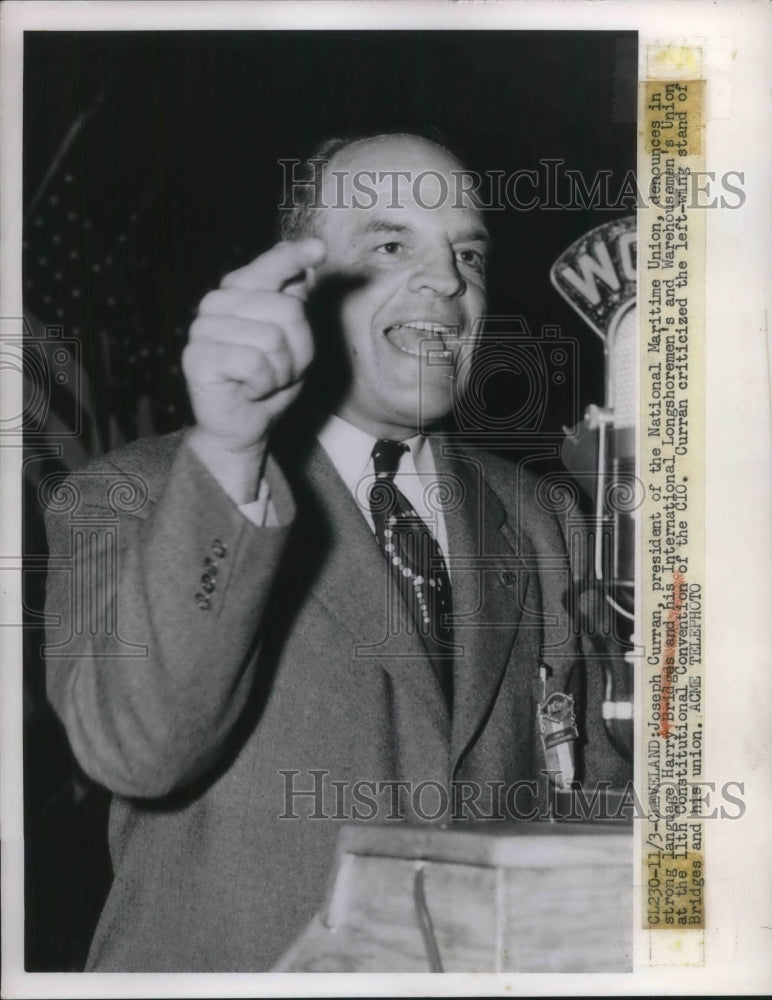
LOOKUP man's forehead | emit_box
[318,136,486,229]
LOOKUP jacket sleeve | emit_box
[44,434,295,798]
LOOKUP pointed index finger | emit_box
[221,238,326,293]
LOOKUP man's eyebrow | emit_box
[454,226,491,246]
[361,220,411,236]
[360,219,491,246]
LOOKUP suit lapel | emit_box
[431,440,531,770]
[298,443,451,741]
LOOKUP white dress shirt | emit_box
[316,414,450,564]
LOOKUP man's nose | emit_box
[407,248,466,298]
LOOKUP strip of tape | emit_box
[638,44,707,967]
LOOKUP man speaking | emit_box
[44,134,626,970]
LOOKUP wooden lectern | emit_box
[274,821,632,972]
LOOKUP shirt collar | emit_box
[317,414,431,496]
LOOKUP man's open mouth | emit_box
[383,321,459,360]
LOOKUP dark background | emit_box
[23,29,636,969]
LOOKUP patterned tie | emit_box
[369,439,454,711]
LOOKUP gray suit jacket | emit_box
[44,429,628,971]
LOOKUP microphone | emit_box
[550,216,638,762]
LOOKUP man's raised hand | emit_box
[182,237,325,502]
[183,237,324,451]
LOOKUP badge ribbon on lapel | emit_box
[538,691,579,790]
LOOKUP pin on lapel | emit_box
[537,664,578,790]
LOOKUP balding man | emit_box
[44,134,627,970]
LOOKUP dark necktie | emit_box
[369,439,454,711]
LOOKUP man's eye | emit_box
[377,241,403,255]
[456,248,485,270]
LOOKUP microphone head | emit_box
[550,215,637,433]
[550,215,637,346]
